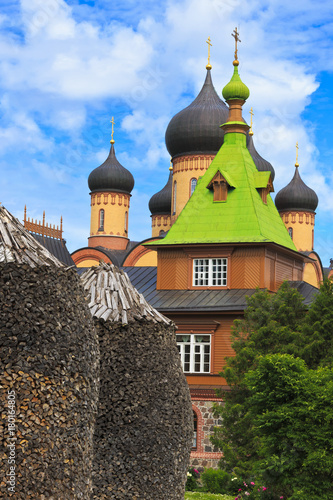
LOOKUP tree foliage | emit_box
[211,280,333,499]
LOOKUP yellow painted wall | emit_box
[90,192,130,237]
[151,215,171,237]
[76,258,100,268]
[171,154,214,222]
[303,262,319,288]
[280,211,315,252]
[134,250,158,266]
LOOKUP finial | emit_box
[169,158,173,171]
[249,107,254,136]
[295,142,299,168]
[110,116,115,144]
[231,27,241,66]
[24,205,27,222]
[206,37,212,70]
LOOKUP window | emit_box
[192,411,198,449]
[288,227,293,239]
[190,178,197,196]
[176,334,211,373]
[193,258,227,286]
[125,211,128,233]
[173,181,177,214]
[98,209,105,231]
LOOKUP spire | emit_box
[221,28,250,136]
[231,27,241,66]
[295,141,299,168]
[249,108,254,136]
[206,36,212,70]
[110,116,115,145]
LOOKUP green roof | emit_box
[150,133,297,251]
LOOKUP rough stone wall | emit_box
[190,400,223,469]
[0,264,99,499]
[92,318,193,500]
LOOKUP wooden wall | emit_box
[157,244,304,292]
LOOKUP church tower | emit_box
[149,162,173,237]
[87,118,134,250]
[165,38,229,224]
[275,145,318,252]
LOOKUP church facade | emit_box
[71,40,329,468]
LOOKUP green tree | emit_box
[211,279,333,498]
[245,354,333,500]
[302,278,333,368]
[211,282,307,476]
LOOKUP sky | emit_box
[0,0,333,266]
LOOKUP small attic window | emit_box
[257,177,274,205]
[207,171,229,202]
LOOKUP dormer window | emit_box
[255,174,274,205]
[207,171,230,202]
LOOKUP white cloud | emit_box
[0,0,333,261]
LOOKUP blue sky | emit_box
[0,0,333,266]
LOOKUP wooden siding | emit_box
[157,249,188,289]
[231,247,264,288]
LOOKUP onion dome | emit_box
[165,69,229,158]
[247,134,275,181]
[88,143,134,194]
[149,168,173,215]
[275,165,318,212]
[222,63,250,102]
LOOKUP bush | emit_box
[186,467,201,491]
[201,468,231,494]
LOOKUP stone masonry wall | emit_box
[190,400,223,470]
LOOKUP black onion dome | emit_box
[149,170,172,215]
[247,134,275,181]
[165,69,229,158]
[88,144,134,194]
[275,166,318,212]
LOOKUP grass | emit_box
[185,493,234,500]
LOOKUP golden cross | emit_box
[110,116,115,144]
[249,107,254,135]
[206,37,212,69]
[232,27,241,61]
[295,142,299,167]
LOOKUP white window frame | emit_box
[193,258,227,287]
[176,334,211,373]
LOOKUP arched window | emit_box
[173,181,177,214]
[99,209,105,231]
[190,178,197,196]
[192,410,198,449]
[288,227,293,239]
[125,211,128,233]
